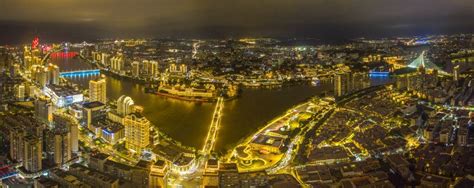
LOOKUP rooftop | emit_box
[83,101,105,109]
[45,84,82,97]
[136,160,152,169]
[90,152,110,160]
[104,159,134,171]
[70,163,119,183]
[35,176,60,187]
[219,163,238,171]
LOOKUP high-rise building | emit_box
[48,64,60,85]
[83,101,106,130]
[334,72,350,97]
[53,113,79,153]
[23,135,42,172]
[5,115,45,163]
[15,84,25,101]
[180,64,187,73]
[35,66,48,87]
[149,60,159,78]
[25,82,37,98]
[169,63,186,74]
[110,54,124,73]
[458,128,468,146]
[10,63,20,77]
[89,75,107,104]
[453,65,460,81]
[124,113,150,152]
[9,127,25,162]
[24,55,33,71]
[91,51,101,62]
[169,63,177,72]
[132,61,140,78]
[52,130,72,165]
[45,118,73,166]
[334,72,370,97]
[101,53,111,66]
[142,60,149,75]
[34,96,53,124]
[351,72,370,92]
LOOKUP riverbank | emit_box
[61,56,201,153]
[65,55,389,151]
[146,88,217,103]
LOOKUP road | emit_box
[266,105,333,174]
[79,129,137,165]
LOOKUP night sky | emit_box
[0,0,473,44]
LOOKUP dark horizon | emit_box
[1,0,473,45]
[2,22,472,45]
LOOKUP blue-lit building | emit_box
[43,85,83,108]
[92,119,125,145]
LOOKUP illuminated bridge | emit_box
[369,71,390,77]
[408,51,447,74]
[60,69,101,77]
[50,52,78,58]
[201,97,224,155]
[170,97,224,176]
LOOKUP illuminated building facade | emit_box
[48,130,72,165]
[141,60,159,78]
[110,54,124,74]
[101,53,111,66]
[89,75,107,104]
[91,119,125,145]
[43,85,84,108]
[124,113,150,152]
[454,65,460,81]
[4,115,45,164]
[9,127,25,162]
[53,113,79,153]
[117,95,135,116]
[48,64,60,85]
[34,97,53,124]
[15,84,25,101]
[23,135,42,172]
[169,63,177,72]
[168,63,187,74]
[180,64,187,73]
[91,51,101,62]
[132,61,140,78]
[334,72,370,97]
[149,60,159,78]
[334,72,350,97]
[149,160,167,188]
[83,101,106,130]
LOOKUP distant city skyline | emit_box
[1,0,473,44]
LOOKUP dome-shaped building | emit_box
[117,95,134,116]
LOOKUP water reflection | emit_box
[53,57,390,150]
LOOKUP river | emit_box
[52,56,389,152]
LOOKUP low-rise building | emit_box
[68,164,119,188]
[149,160,167,188]
[250,134,286,153]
